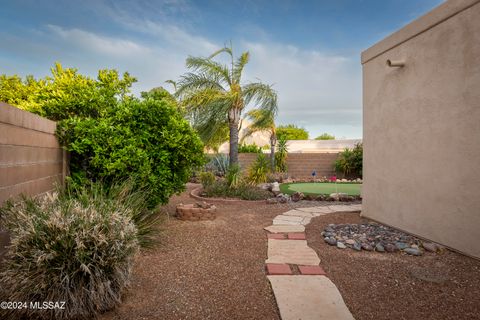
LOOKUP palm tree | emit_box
[241,109,277,172]
[174,45,278,166]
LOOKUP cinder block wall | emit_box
[238,153,338,178]
[0,102,68,261]
[0,102,67,203]
[362,0,480,258]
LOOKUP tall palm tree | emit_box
[241,109,277,172]
[175,45,278,166]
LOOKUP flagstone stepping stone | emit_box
[282,210,315,218]
[267,275,355,320]
[266,239,320,265]
[273,215,304,223]
[328,204,362,212]
[295,206,334,214]
[264,225,305,233]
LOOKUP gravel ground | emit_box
[306,212,480,320]
[100,184,290,320]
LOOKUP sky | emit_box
[0,0,443,139]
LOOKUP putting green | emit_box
[280,182,361,196]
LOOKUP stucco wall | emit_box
[362,0,480,258]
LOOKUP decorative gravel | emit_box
[100,184,286,320]
[306,212,480,320]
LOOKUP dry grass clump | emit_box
[0,190,140,320]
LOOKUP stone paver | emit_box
[273,215,304,223]
[328,204,362,212]
[264,225,305,233]
[282,210,314,218]
[298,265,326,275]
[267,275,355,320]
[287,233,306,240]
[272,220,302,226]
[268,233,286,240]
[266,264,292,275]
[266,240,320,266]
[295,206,334,214]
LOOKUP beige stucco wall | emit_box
[362,0,480,258]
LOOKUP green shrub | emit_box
[275,137,288,172]
[57,97,204,207]
[226,164,242,188]
[0,192,140,320]
[248,152,270,185]
[203,181,272,200]
[335,143,363,178]
[238,143,262,153]
[199,171,215,188]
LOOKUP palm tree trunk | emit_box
[270,133,277,173]
[228,108,241,166]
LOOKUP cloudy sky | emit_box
[1,0,442,139]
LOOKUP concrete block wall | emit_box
[0,102,67,203]
[0,102,68,261]
[238,153,338,179]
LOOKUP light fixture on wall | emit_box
[386,59,405,67]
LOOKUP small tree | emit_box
[315,133,335,140]
[174,45,278,167]
[276,124,309,140]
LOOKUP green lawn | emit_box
[280,182,362,196]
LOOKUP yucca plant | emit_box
[226,164,242,188]
[248,152,270,185]
[275,137,288,172]
[0,190,139,320]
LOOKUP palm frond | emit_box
[175,72,225,98]
[233,51,250,83]
[186,56,231,86]
[242,82,278,116]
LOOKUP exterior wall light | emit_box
[386,59,405,67]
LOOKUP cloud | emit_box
[2,2,362,138]
[47,25,151,57]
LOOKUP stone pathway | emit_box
[264,205,361,320]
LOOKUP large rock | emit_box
[271,182,280,194]
[329,192,348,201]
[291,192,304,202]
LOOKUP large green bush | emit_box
[276,124,309,140]
[58,97,204,207]
[247,152,270,184]
[0,63,136,120]
[335,143,363,178]
[0,191,139,320]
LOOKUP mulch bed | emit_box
[101,184,286,320]
[306,212,480,320]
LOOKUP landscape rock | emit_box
[337,242,346,249]
[271,182,280,194]
[422,242,438,252]
[395,242,409,250]
[325,238,337,246]
[291,192,305,202]
[375,243,385,252]
[404,248,423,256]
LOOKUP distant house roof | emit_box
[286,139,361,153]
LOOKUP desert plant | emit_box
[199,171,215,188]
[205,154,230,177]
[335,143,363,178]
[226,164,242,188]
[61,180,162,248]
[203,181,272,200]
[275,137,288,172]
[248,152,270,185]
[0,191,140,320]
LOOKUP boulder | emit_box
[291,192,304,202]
